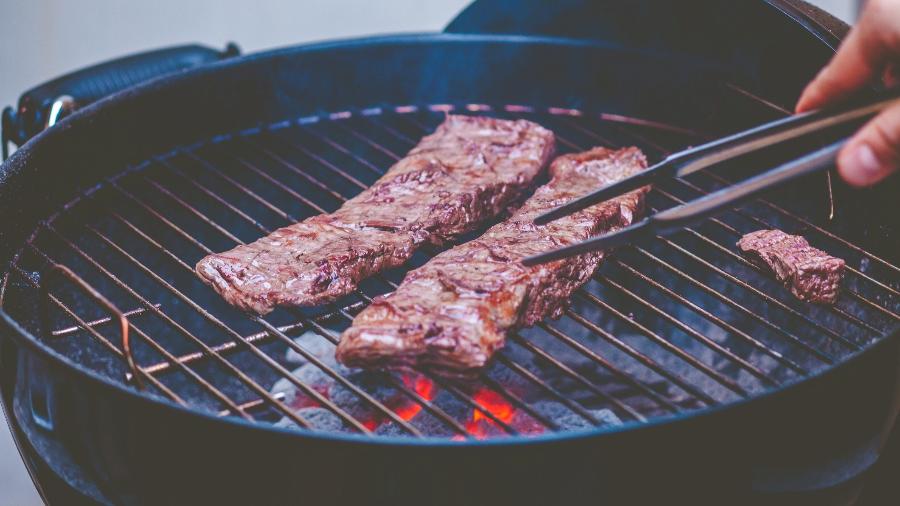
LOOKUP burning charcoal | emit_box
[410,413,457,438]
[328,382,382,425]
[271,363,347,409]
[431,390,471,423]
[607,333,735,404]
[466,417,510,439]
[534,401,592,431]
[285,330,339,366]
[374,422,407,437]
[300,361,352,384]
[274,417,299,431]
[271,376,302,406]
[327,371,447,436]
[484,362,532,397]
[533,401,571,421]
[275,407,344,432]
[554,412,595,431]
[298,407,345,432]
[591,408,623,427]
[532,402,623,432]
[329,371,396,409]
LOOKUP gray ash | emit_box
[276,407,344,432]
[284,331,338,366]
[264,254,804,439]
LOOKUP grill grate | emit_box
[3,99,898,440]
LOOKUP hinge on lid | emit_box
[2,95,77,161]
[44,95,76,130]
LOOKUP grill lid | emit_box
[446,0,846,107]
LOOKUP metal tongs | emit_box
[523,87,900,266]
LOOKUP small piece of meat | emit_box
[737,229,845,304]
[336,147,649,377]
[195,115,555,314]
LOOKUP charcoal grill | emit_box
[1,1,898,504]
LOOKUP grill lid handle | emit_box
[2,42,240,160]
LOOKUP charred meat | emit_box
[737,229,845,304]
[195,115,556,314]
[336,147,649,377]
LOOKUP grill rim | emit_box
[1,32,897,448]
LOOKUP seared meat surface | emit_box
[195,115,555,314]
[737,229,845,304]
[336,147,649,377]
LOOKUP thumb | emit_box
[796,0,900,112]
[837,101,900,187]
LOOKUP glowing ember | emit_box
[287,383,329,410]
[472,389,514,424]
[297,374,547,439]
[465,388,516,439]
[392,375,436,421]
[359,374,437,431]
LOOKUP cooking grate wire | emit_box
[5,102,897,439]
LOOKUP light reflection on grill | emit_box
[4,98,898,441]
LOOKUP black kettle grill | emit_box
[1,1,898,504]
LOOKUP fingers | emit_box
[796,28,878,112]
[798,0,900,187]
[796,0,900,112]
[837,100,900,186]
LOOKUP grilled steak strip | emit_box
[737,229,845,304]
[336,147,649,376]
[195,115,555,314]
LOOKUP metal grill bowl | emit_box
[1,31,898,505]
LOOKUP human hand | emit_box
[796,0,900,187]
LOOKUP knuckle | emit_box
[858,3,900,54]
[867,0,900,34]
[867,114,900,162]
[887,25,900,52]
[867,0,890,15]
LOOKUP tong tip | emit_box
[533,170,655,226]
[522,220,649,266]
[533,208,564,226]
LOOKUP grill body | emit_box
[2,322,898,504]
[0,2,898,504]
[4,342,900,504]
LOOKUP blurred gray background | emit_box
[0,0,857,504]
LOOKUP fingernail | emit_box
[852,143,882,176]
